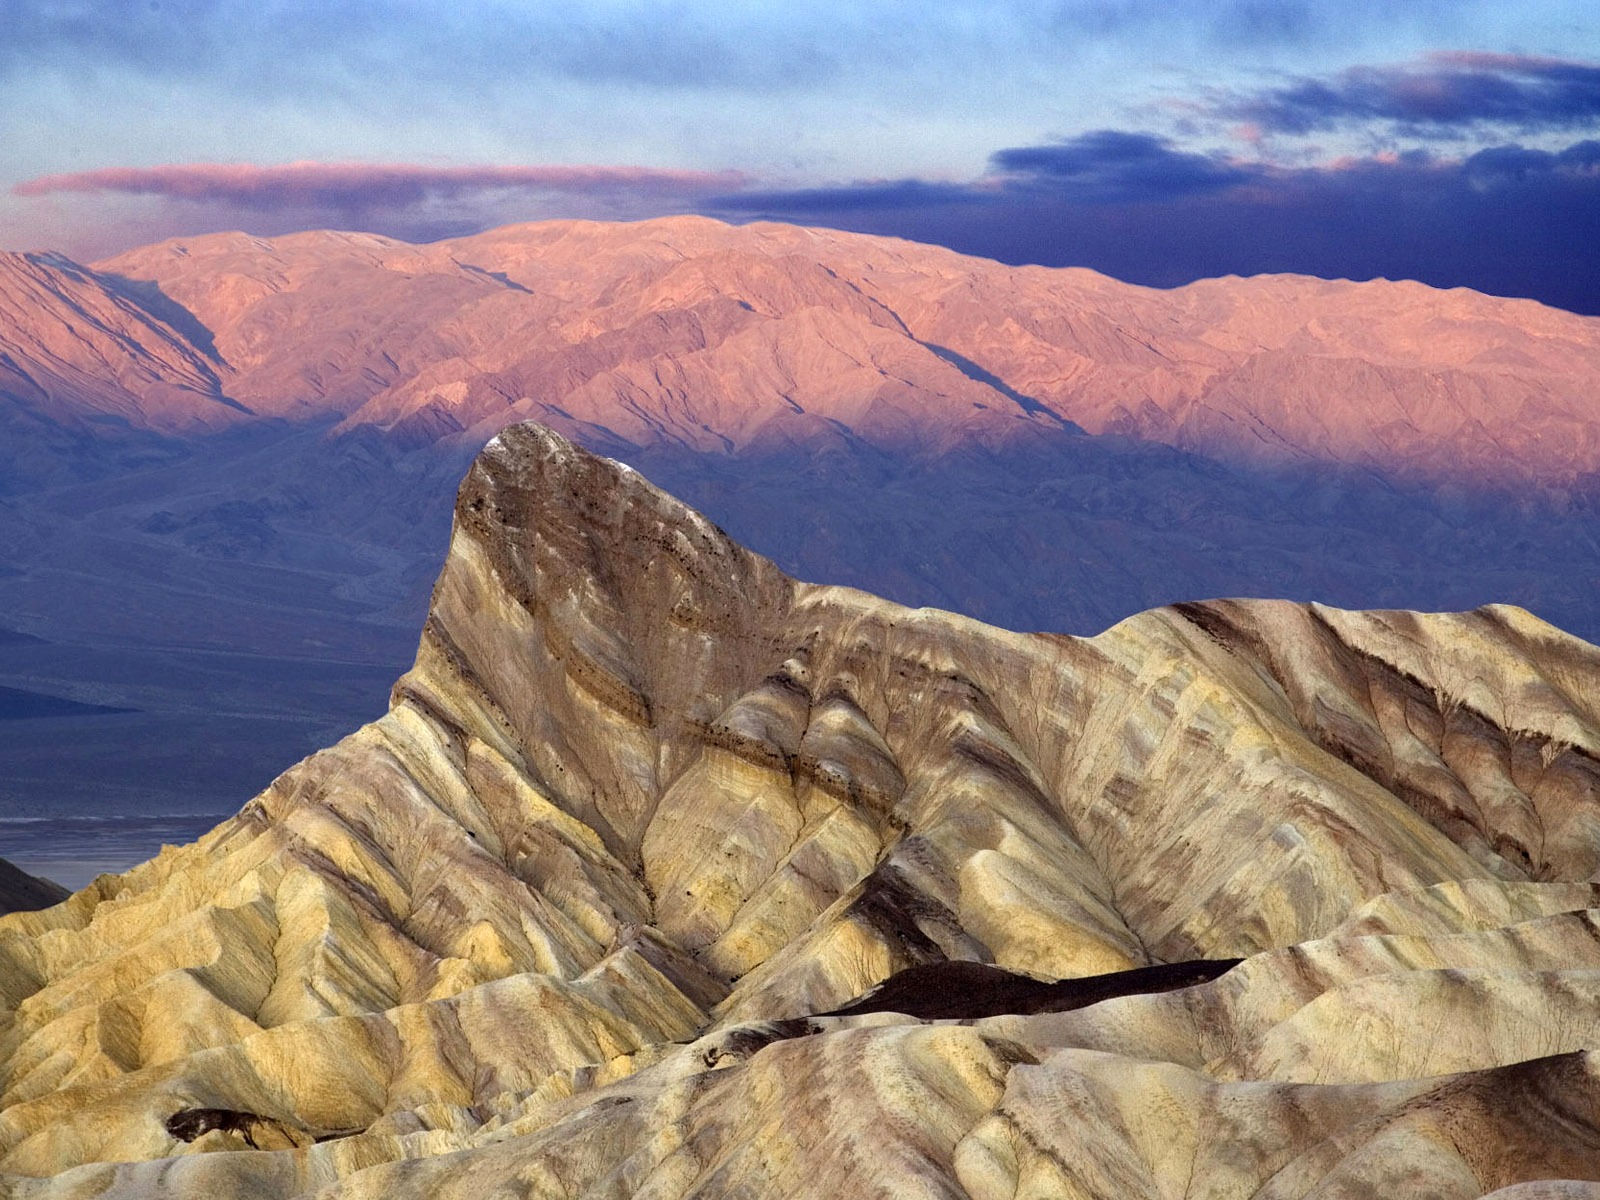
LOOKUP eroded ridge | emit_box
[4,423,1600,1197]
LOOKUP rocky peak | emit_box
[6,423,1600,1196]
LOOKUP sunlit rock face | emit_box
[5,425,1600,1197]
[20,214,1600,639]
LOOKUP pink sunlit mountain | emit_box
[88,216,1600,484]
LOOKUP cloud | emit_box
[726,131,1257,216]
[10,161,750,248]
[0,1,1436,93]
[13,161,748,208]
[6,160,753,258]
[1041,0,1344,47]
[711,133,1600,316]
[990,131,1254,202]
[720,130,1271,218]
[1462,138,1600,183]
[1225,52,1600,135]
[1036,0,1518,54]
[0,1,846,93]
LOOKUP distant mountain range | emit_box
[3,216,1599,851]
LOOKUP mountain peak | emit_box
[7,423,1600,1193]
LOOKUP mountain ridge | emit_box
[0,858,69,916]
[85,215,1600,486]
[0,250,241,433]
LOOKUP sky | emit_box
[5,1,1600,312]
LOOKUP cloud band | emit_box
[13,161,750,209]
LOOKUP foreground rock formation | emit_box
[4,425,1600,1197]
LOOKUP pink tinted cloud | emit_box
[13,161,751,209]
[1424,51,1573,71]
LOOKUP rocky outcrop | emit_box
[4,424,1600,1197]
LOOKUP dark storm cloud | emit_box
[1228,52,1600,134]
[712,134,1600,316]
[1462,138,1600,182]
[990,132,1254,201]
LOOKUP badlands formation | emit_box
[4,425,1600,1196]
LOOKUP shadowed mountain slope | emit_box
[6,224,1594,638]
[0,251,247,493]
[0,251,236,435]
[0,860,68,917]
[3,426,1600,1196]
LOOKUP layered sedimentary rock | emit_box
[4,425,1600,1197]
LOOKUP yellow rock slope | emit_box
[4,424,1600,1197]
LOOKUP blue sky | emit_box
[6,2,1600,311]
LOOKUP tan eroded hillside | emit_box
[3,425,1600,1196]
